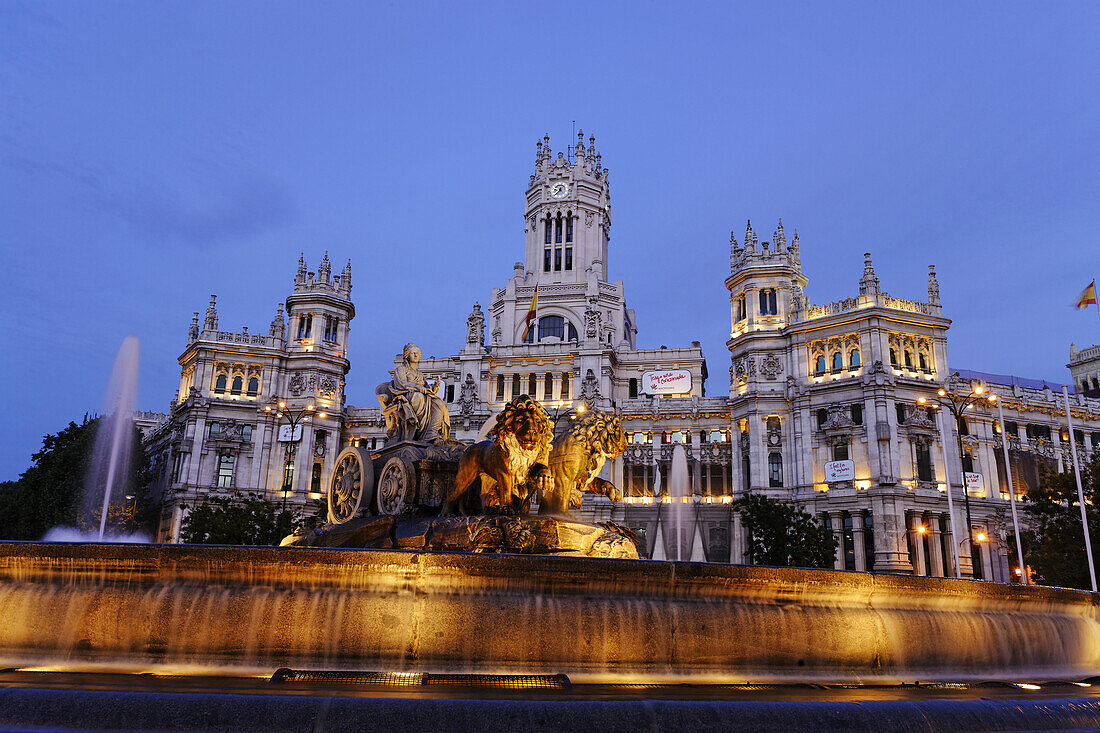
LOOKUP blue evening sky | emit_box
[2,1,1098,480]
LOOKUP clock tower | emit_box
[523,131,611,286]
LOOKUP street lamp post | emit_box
[919,373,997,577]
[264,397,327,510]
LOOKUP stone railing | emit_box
[793,292,940,323]
[1072,344,1100,364]
[197,329,283,348]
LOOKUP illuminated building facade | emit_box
[145,133,1100,579]
[144,254,353,541]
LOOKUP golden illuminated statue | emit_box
[375,343,450,444]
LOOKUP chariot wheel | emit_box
[328,447,375,524]
[375,456,415,515]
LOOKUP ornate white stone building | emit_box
[147,132,1100,582]
[145,254,353,541]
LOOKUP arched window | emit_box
[214,374,227,394]
[230,376,243,395]
[831,352,843,372]
[565,212,573,242]
[849,349,861,368]
[555,213,563,243]
[889,348,898,366]
[918,353,928,371]
[528,373,537,396]
[904,351,913,368]
[814,355,826,374]
[241,425,252,442]
[768,453,783,487]
[247,377,259,396]
[567,322,578,341]
[297,316,306,339]
[768,289,777,315]
[538,315,566,341]
[544,218,552,244]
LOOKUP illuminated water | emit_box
[0,542,1097,685]
[83,336,140,540]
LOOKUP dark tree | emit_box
[733,492,838,569]
[1022,456,1100,590]
[0,416,152,540]
[179,494,325,546]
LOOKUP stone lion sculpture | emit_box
[540,409,627,516]
[442,395,555,515]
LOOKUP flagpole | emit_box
[1062,386,1096,592]
[996,399,1027,583]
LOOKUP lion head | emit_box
[488,395,555,452]
[564,410,626,458]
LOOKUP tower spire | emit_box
[295,253,306,285]
[859,253,881,296]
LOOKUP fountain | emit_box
[4,344,1100,728]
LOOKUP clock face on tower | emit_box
[550,182,568,199]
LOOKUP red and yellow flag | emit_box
[1076,280,1097,309]
[522,286,538,341]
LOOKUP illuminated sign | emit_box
[641,369,692,395]
[824,460,855,482]
[278,424,304,442]
[964,472,984,492]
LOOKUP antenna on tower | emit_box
[568,120,576,163]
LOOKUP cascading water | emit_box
[46,336,142,542]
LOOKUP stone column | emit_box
[730,511,745,564]
[927,514,945,577]
[831,512,845,570]
[852,520,867,571]
[908,512,926,576]
[870,493,914,573]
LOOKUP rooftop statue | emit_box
[375,343,450,444]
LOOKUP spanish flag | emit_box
[522,286,537,341]
[1076,280,1097,309]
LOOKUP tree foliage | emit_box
[0,417,152,540]
[179,494,325,546]
[1022,456,1100,590]
[733,492,839,569]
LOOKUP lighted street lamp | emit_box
[918,374,997,574]
[264,397,328,510]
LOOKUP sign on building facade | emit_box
[641,369,692,395]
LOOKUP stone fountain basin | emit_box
[0,542,1096,685]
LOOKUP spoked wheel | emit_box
[328,447,375,524]
[375,456,415,515]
